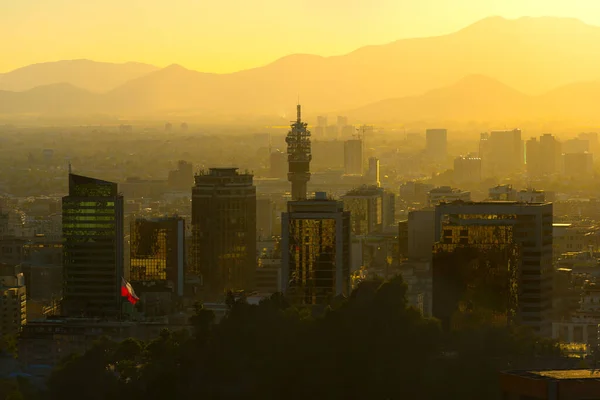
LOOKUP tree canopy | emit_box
[40,275,561,400]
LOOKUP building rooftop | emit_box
[530,369,600,380]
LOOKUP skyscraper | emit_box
[526,137,541,177]
[344,139,363,175]
[426,129,448,161]
[62,174,124,317]
[527,134,561,177]
[432,201,553,336]
[367,157,380,186]
[281,192,351,305]
[343,186,383,235]
[453,154,482,184]
[286,105,312,200]
[191,168,256,297]
[130,217,185,297]
[484,129,524,177]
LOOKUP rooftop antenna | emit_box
[68,161,72,174]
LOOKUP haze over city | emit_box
[3,1,600,399]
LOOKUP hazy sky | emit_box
[1,0,600,73]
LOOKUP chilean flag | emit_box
[121,277,139,305]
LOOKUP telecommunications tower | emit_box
[285,104,312,200]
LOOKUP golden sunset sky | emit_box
[1,0,599,73]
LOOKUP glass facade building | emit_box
[192,168,256,298]
[433,202,553,336]
[62,174,124,317]
[281,194,351,305]
[130,217,185,296]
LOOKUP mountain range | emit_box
[3,16,600,123]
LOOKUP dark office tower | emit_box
[130,217,185,297]
[426,129,447,161]
[256,196,275,240]
[62,174,124,317]
[192,168,256,297]
[286,105,312,200]
[432,202,553,336]
[344,139,363,175]
[281,192,351,305]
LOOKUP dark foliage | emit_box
[42,275,560,400]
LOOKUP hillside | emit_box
[0,60,158,93]
[2,16,600,118]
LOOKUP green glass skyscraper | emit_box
[62,174,124,317]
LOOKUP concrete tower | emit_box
[286,104,312,200]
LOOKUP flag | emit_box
[121,277,139,305]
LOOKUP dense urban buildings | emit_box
[281,192,351,305]
[62,173,124,318]
[191,168,256,298]
[432,201,553,335]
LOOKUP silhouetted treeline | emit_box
[35,276,561,400]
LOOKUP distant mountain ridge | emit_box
[2,16,600,119]
[0,60,158,92]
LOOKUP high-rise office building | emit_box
[525,137,541,177]
[130,217,185,297]
[281,192,351,305]
[433,201,553,336]
[316,116,328,128]
[481,129,524,177]
[563,152,593,178]
[426,129,448,161]
[344,139,363,175]
[62,174,124,317]
[527,134,561,177]
[563,138,589,154]
[539,134,561,175]
[0,265,26,336]
[256,196,275,240]
[313,116,327,139]
[453,155,482,184]
[191,168,256,297]
[343,186,383,235]
[367,157,380,186]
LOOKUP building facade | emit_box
[344,139,363,175]
[0,267,26,336]
[433,201,553,336]
[130,217,185,297]
[425,128,447,161]
[62,174,124,318]
[191,168,256,298]
[281,193,351,305]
